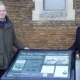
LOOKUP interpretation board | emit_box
[1,49,74,80]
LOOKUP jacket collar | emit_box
[5,16,12,29]
[0,16,12,29]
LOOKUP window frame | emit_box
[32,0,75,21]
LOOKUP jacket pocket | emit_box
[0,53,3,67]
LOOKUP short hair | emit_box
[0,1,5,7]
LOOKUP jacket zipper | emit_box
[3,28,9,66]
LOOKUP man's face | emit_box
[0,5,7,19]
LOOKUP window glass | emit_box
[44,0,66,11]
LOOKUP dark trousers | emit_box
[0,70,5,79]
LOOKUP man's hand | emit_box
[24,47,29,49]
[76,54,80,59]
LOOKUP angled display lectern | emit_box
[1,49,75,80]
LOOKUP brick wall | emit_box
[1,0,80,49]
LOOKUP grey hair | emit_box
[0,1,5,6]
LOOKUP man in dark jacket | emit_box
[0,1,28,78]
[69,27,80,71]
[69,27,80,59]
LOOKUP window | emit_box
[32,0,75,20]
[44,0,66,11]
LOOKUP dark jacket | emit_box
[68,27,80,70]
[69,27,80,56]
[0,16,25,69]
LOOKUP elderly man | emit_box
[0,1,28,78]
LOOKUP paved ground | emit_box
[76,60,80,80]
